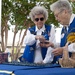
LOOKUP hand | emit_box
[35,35,45,42]
[40,40,54,48]
[52,47,63,56]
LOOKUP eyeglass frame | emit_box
[54,9,65,18]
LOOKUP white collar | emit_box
[62,14,75,29]
[35,25,45,32]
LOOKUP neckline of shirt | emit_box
[35,25,45,32]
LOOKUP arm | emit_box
[39,27,60,48]
[49,26,56,45]
[52,43,75,56]
[43,26,55,63]
[48,26,60,48]
[24,29,36,45]
[24,29,46,45]
[43,47,54,63]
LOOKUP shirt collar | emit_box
[62,14,75,30]
[35,25,45,32]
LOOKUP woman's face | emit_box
[54,9,70,25]
[33,14,46,29]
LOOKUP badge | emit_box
[30,47,34,50]
[61,33,65,39]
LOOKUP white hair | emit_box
[50,0,72,13]
[29,6,48,21]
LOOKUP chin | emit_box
[38,25,43,27]
[60,22,65,25]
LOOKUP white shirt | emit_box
[24,25,56,63]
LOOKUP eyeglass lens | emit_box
[35,17,44,22]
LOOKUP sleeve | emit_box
[24,29,36,45]
[49,26,56,44]
[43,47,54,63]
[68,43,75,52]
[49,26,60,48]
[54,43,60,48]
[43,26,55,63]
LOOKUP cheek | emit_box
[62,17,67,22]
[34,21,38,25]
[59,16,65,21]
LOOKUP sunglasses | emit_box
[34,17,44,22]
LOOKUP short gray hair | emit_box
[29,6,48,21]
[50,0,72,13]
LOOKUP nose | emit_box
[38,20,42,22]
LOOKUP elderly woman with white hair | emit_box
[50,0,75,56]
[19,6,56,64]
[41,0,75,66]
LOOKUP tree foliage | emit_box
[1,0,75,61]
[2,0,75,29]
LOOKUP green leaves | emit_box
[2,0,75,29]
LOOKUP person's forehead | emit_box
[54,9,60,14]
[34,14,44,17]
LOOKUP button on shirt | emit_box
[24,25,56,63]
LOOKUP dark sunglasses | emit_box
[34,17,44,22]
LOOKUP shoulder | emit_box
[28,26,35,31]
[28,26,36,34]
[45,24,52,30]
[45,24,51,27]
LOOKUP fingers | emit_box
[40,41,53,48]
[35,35,45,42]
[39,36,45,42]
[52,48,63,56]
[39,42,46,47]
[39,41,50,48]
[52,50,59,56]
